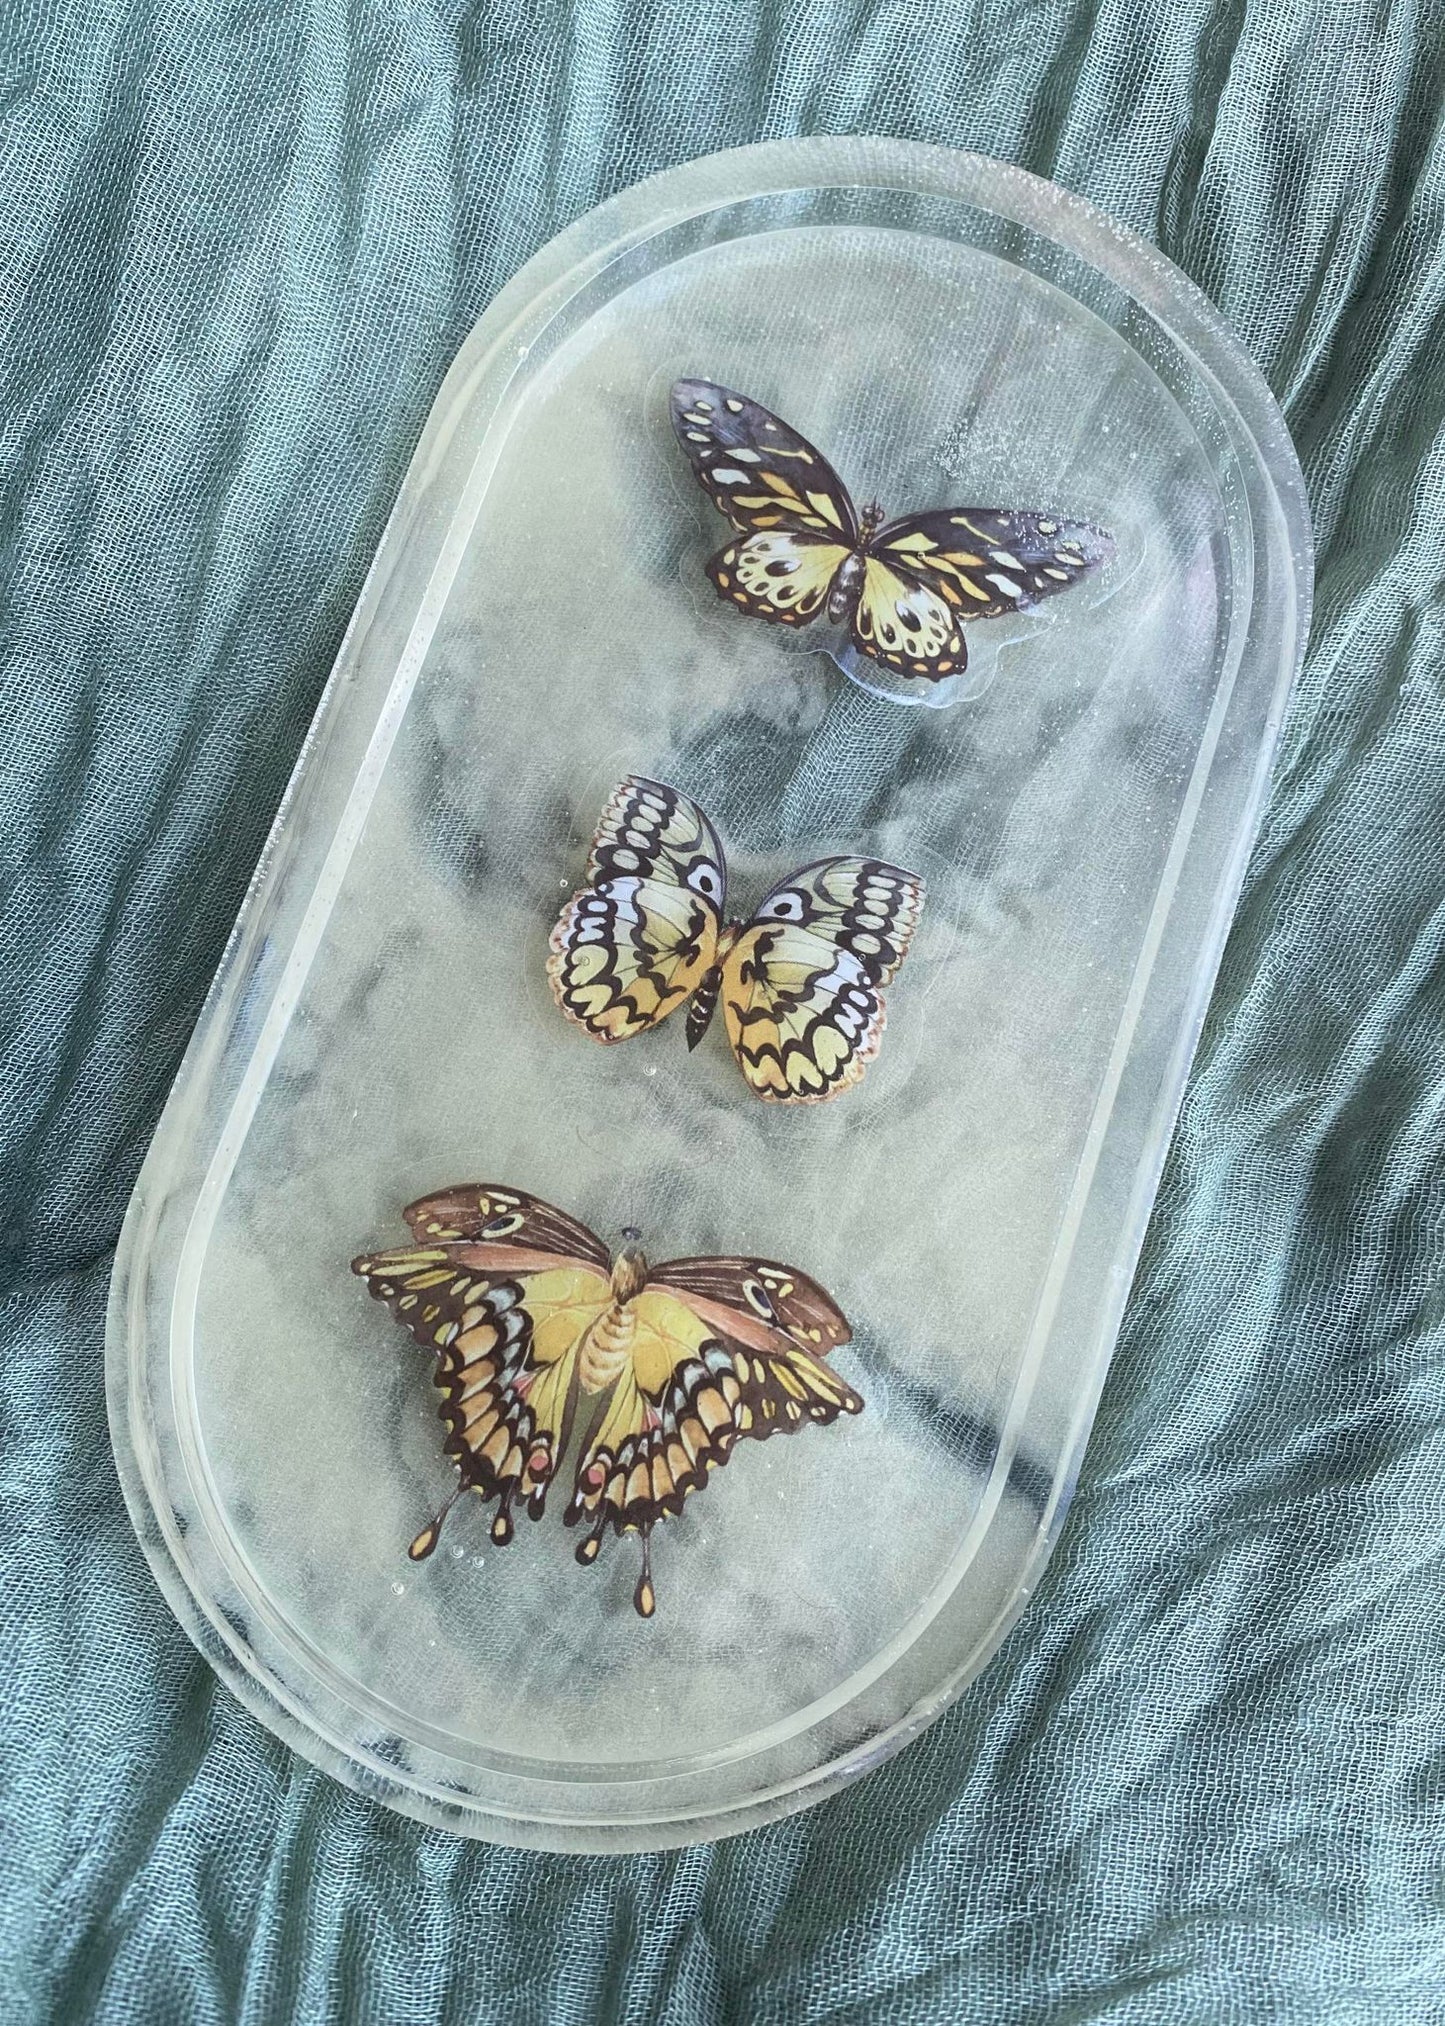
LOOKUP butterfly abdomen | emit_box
[684,932,736,1052]
[826,549,865,624]
[579,1302,637,1394]
[684,965,721,1051]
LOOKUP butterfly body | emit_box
[671,378,1112,680]
[548,776,925,1102]
[680,922,737,1052]
[819,501,882,623]
[353,1186,861,1616]
[576,1239,649,1392]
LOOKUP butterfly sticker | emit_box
[547,776,925,1104]
[353,1184,861,1616]
[671,378,1113,680]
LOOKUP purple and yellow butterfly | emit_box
[353,1184,861,1616]
[671,378,1112,680]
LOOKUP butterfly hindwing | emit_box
[565,1288,726,1541]
[671,379,858,541]
[719,857,926,1103]
[548,776,725,1043]
[868,508,1113,620]
[707,528,852,629]
[438,1267,611,1534]
[564,1271,861,1548]
[851,556,967,677]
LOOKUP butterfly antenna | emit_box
[408,1484,464,1561]
[633,1530,657,1619]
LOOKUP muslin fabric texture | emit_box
[3,2,1441,2020]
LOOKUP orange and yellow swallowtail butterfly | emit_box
[353,1184,861,1616]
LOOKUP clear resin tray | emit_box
[107,137,1311,1851]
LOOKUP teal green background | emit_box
[3,3,1442,2019]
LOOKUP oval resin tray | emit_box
[107,138,1311,1850]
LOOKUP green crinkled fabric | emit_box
[2,2,1442,2019]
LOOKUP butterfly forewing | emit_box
[403,1183,611,1268]
[649,1255,851,1354]
[671,380,859,542]
[719,857,926,1103]
[548,776,726,1042]
[580,774,727,893]
[868,508,1113,619]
